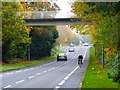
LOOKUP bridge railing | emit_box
[18,11,59,19]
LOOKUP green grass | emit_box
[0,56,55,72]
[0,48,64,72]
[82,47,119,88]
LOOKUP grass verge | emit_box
[82,47,119,88]
[1,49,64,72]
[0,56,55,72]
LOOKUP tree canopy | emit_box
[71,2,120,82]
[2,2,59,64]
[30,26,59,60]
[2,2,31,63]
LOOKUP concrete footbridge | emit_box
[24,18,92,26]
[21,11,92,26]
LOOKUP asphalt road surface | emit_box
[1,46,90,89]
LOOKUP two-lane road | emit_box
[1,46,90,89]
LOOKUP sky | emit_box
[55,0,74,18]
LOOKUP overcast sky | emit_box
[55,0,74,18]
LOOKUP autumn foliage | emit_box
[71,2,120,82]
[2,2,59,64]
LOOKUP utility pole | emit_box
[102,44,104,68]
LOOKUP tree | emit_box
[2,2,30,63]
[20,2,60,11]
[30,26,58,60]
[71,2,120,82]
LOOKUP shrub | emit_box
[7,58,22,64]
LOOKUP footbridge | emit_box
[24,18,92,26]
[22,11,92,26]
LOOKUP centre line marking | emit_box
[4,85,12,88]
[68,73,72,77]
[55,66,79,88]
[58,80,65,85]
[28,76,35,79]
[43,71,47,73]
[15,80,24,84]
[3,47,78,88]
[53,86,60,90]
[64,76,69,80]
[36,73,41,75]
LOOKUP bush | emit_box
[7,58,22,64]
[107,55,120,83]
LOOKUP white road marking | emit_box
[71,71,74,74]
[16,70,22,72]
[64,76,69,80]
[23,69,29,71]
[58,80,65,85]
[83,47,88,62]
[43,71,47,73]
[68,73,72,77]
[36,73,41,75]
[55,66,79,88]
[15,80,25,84]
[52,68,55,70]
[4,85,12,88]
[3,47,79,88]
[2,61,56,76]
[47,69,52,71]
[28,76,35,79]
[30,68,34,70]
[54,86,60,89]
[6,72,13,74]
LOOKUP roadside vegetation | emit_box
[71,2,120,83]
[1,48,63,72]
[1,57,54,72]
[30,26,59,60]
[1,2,62,71]
[2,2,59,64]
[82,47,119,88]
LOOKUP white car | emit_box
[69,47,75,52]
[83,43,89,46]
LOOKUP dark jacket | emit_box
[78,55,83,60]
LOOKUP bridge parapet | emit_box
[19,11,58,19]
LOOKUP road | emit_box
[1,46,90,89]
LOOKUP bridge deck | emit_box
[24,18,92,26]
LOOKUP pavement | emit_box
[1,46,90,89]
